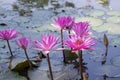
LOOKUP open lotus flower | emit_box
[0,29,19,57]
[64,35,96,52]
[17,37,29,50]
[51,16,75,30]
[33,34,62,55]
[0,29,19,40]
[72,22,90,37]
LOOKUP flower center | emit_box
[75,39,83,45]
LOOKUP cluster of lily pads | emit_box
[0,16,96,80]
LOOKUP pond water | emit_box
[0,0,120,80]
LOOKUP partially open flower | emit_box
[51,16,75,30]
[17,37,29,50]
[72,22,90,37]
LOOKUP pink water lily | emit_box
[72,22,90,37]
[33,34,61,55]
[17,37,32,68]
[0,29,19,57]
[64,35,96,52]
[17,37,29,50]
[0,29,19,40]
[51,16,75,30]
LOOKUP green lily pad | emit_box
[108,24,120,34]
[12,16,30,23]
[38,59,62,72]
[93,23,120,34]
[89,10,105,17]
[107,11,120,16]
[76,17,103,27]
[28,70,49,80]
[64,49,78,62]
[111,55,120,67]
[11,58,39,72]
[33,24,58,32]
[0,69,27,80]
[94,65,120,77]
[107,16,120,23]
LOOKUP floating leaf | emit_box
[111,55,120,67]
[103,34,109,47]
[38,59,62,72]
[108,23,120,34]
[107,11,120,16]
[33,24,57,32]
[12,16,30,23]
[64,49,78,62]
[11,58,39,72]
[107,16,120,23]
[28,70,49,80]
[76,17,103,27]
[89,10,105,17]
[94,65,120,77]
[89,47,106,62]
[0,69,27,80]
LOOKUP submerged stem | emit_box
[7,40,13,57]
[47,54,54,80]
[60,30,66,63]
[78,50,83,80]
[24,49,32,69]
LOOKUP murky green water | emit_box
[0,0,120,80]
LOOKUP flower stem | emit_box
[47,54,54,80]
[24,49,32,69]
[7,40,13,57]
[60,30,66,63]
[105,46,108,56]
[78,50,83,80]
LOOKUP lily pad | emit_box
[76,17,103,27]
[111,55,120,67]
[0,20,18,29]
[94,65,120,77]
[30,10,54,27]
[108,23,120,34]
[0,69,27,80]
[107,16,120,23]
[64,49,78,62]
[33,24,57,32]
[107,11,120,16]
[89,10,105,17]
[89,47,106,62]
[93,23,120,34]
[38,59,62,72]
[12,16,30,23]
[28,70,49,80]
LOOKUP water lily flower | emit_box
[0,29,19,57]
[0,29,19,40]
[64,35,96,52]
[17,37,32,68]
[51,16,74,63]
[51,16,75,30]
[17,37,29,50]
[33,34,61,80]
[72,22,90,37]
[33,34,61,55]
[64,34,96,79]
